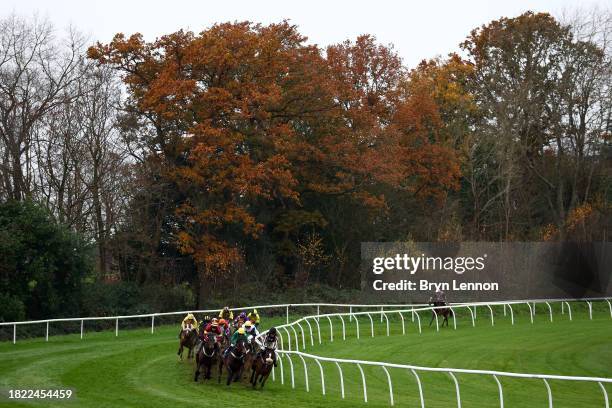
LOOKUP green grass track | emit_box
[0,302,611,407]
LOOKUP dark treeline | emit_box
[0,10,610,321]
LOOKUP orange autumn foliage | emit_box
[88,24,462,278]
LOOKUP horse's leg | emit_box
[178,344,183,360]
[260,373,269,389]
[250,366,256,385]
[226,368,233,386]
[194,362,200,382]
[218,360,223,383]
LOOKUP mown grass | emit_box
[0,302,610,407]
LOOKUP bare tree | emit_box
[0,15,83,200]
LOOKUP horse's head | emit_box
[262,348,274,365]
[204,333,216,346]
[235,339,247,355]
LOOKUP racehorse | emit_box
[241,337,258,376]
[194,333,220,381]
[218,339,247,385]
[177,328,197,360]
[250,347,274,389]
[429,301,451,328]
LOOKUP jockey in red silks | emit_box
[203,318,224,343]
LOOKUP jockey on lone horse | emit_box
[428,289,451,327]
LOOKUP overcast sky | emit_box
[1,0,608,67]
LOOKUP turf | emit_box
[0,303,610,408]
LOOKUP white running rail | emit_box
[1,297,611,345]
[256,298,612,407]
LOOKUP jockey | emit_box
[258,327,278,367]
[233,311,248,328]
[429,289,447,305]
[247,309,260,327]
[219,318,231,339]
[179,313,198,338]
[224,327,249,358]
[219,306,234,321]
[230,327,249,346]
[243,320,259,342]
[199,314,212,337]
[203,318,223,342]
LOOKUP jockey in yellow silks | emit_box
[181,313,199,332]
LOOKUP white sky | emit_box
[1,0,609,68]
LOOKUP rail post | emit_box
[563,301,572,321]
[13,324,16,344]
[349,306,352,322]
[282,327,292,351]
[382,366,394,406]
[466,306,475,327]
[545,302,553,322]
[414,311,422,333]
[115,318,118,337]
[543,378,553,408]
[599,382,609,408]
[46,321,49,342]
[352,314,360,339]
[151,315,155,334]
[335,362,345,399]
[314,316,322,344]
[296,322,307,349]
[398,311,405,335]
[290,325,300,351]
[487,304,494,326]
[324,316,334,342]
[366,313,374,337]
[410,369,425,408]
[382,312,390,336]
[314,358,326,395]
[286,305,289,324]
[508,304,514,325]
[297,354,309,392]
[357,363,368,403]
[450,307,457,330]
[304,318,314,346]
[449,372,462,408]
[338,315,346,340]
[587,301,593,320]
[493,375,504,408]
[526,303,534,324]
[286,354,295,389]
[80,319,84,339]
[279,352,284,384]
[606,299,612,319]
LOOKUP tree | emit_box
[0,200,92,320]
[0,15,83,201]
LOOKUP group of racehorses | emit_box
[176,300,449,389]
[178,320,273,388]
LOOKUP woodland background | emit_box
[0,9,610,321]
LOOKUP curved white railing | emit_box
[273,349,612,408]
[2,297,611,344]
[255,298,612,407]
